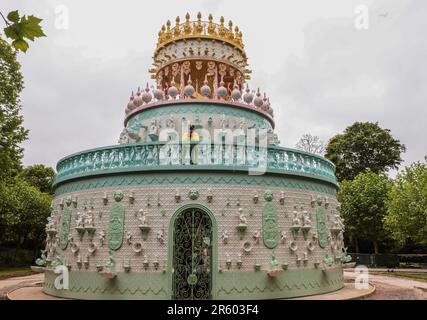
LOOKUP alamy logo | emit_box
[354,265,369,290]
[354,5,369,30]
[54,265,69,290]
[158,126,269,175]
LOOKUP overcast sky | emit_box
[2,0,426,174]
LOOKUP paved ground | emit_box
[0,273,44,300]
[2,271,427,300]
[7,286,64,300]
[291,283,375,300]
[344,271,427,300]
[344,268,427,274]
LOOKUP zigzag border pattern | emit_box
[55,173,337,196]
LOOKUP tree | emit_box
[295,134,326,155]
[325,122,406,181]
[19,164,55,194]
[0,11,48,264]
[0,37,27,181]
[338,170,392,253]
[1,10,46,52]
[384,157,427,247]
[0,177,52,263]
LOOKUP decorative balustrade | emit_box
[54,142,337,186]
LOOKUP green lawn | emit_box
[0,267,33,278]
[385,272,427,282]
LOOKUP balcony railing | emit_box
[53,142,337,186]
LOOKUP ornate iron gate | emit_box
[172,208,212,300]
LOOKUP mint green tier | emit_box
[53,142,337,188]
[120,101,275,145]
[124,101,274,131]
[44,268,343,300]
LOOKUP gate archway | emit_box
[169,204,216,300]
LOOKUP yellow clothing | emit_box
[182,131,200,142]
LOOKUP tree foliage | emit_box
[384,157,427,247]
[295,133,326,155]
[1,10,46,52]
[338,170,392,253]
[0,177,52,249]
[0,23,52,263]
[18,164,55,195]
[0,37,27,181]
[326,122,406,181]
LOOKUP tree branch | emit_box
[0,11,10,26]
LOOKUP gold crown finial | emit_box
[227,20,234,40]
[207,13,216,35]
[156,13,244,51]
[166,20,172,40]
[158,25,166,45]
[235,26,242,46]
[174,16,181,36]
[218,16,226,37]
[184,13,192,34]
[194,12,203,35]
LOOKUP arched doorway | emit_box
[171,206,214,300]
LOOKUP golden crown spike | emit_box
[155,13,245,51]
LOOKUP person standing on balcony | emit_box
[182,125,199,164]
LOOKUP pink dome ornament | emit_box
[200,76,211,97]
[243,83,254,104]
[217,77,227,99]
[153,86,164,101]
[127,92,136,111]
[183,76,195,97]
[261,93,268,111]
[167,79,179,99]
[133,87,143,107]
[254,88,263,108]
[267,98,274,116]
[231,82,242,101]
[141,83,153,104]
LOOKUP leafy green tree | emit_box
[339,170,392,253]
[1,10,46,52]
[19,164,55,194]
[0,11,48,264]
[0,177,52,262]
[326,122,406,181]
[384,157,427,247]
[0,37,27,181]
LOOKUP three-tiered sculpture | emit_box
[40,13,347,300]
